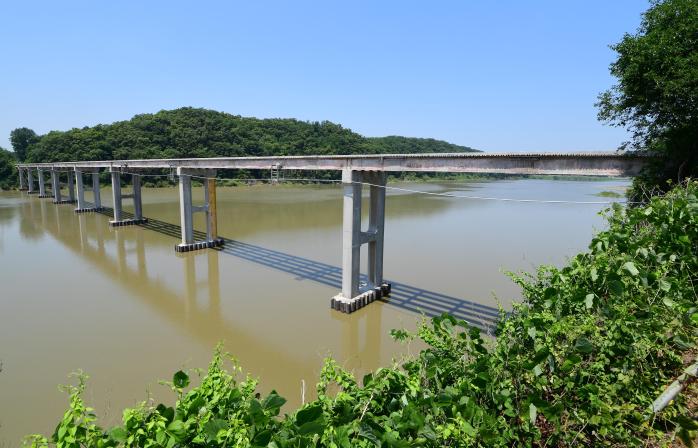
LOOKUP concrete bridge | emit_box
[16,152,647,313]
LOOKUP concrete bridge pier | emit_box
[37,169,51,198]
[331,169,391,313]
[74,168,104,213]
[92,171,102,209]
[175,168,223,253]
[18,168,27,190]
[27,169,35,194]
[67,172,75,203]
[109,168,147,227]
[51,170,62,203]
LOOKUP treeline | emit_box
[16,107,477,164]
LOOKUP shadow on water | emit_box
[93,205,501,333]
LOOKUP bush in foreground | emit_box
[27,181,698,447]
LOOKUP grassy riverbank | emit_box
[27,181,698,447]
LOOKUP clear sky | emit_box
[0,1,650,153]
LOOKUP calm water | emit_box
[0,179,627,444]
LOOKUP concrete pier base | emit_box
[75,207,105,213]
[109,218,148,227]
[331,282,391,313]
[176,168,221,253]
[331,169,390,313]
[175,238,224,253]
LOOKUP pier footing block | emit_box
[38,194,53,198]
[331,282,391,313]
[175,238,224,253]
[109,218,148,227]
[53,199,77,205]
[75,207,105,214]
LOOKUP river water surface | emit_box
[0,178,627,444]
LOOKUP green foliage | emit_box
[27,182,698,446]
[0,147,18,190]
[20,108,476,165]
[597,0,698,197]
[10,127,39,162]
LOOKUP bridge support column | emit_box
[51,170,62,203]
[331,170,390,313]
[18,168,27,190]
[75,169,103,213]
[38,169,51,198]
[109,168,147,227]
[175,168,223,253]
[27,169,35,194]
[67,173,75,203]
[92,171,102,209]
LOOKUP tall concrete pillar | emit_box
[51,170,62,203]
[67,173,75,202]
[110,169,122,223]
[179,173,194,245]
[37,169,48,197]
[18,168,26,190]
[74,169,102,212]
[367,171,387,286]
[27,168,35,194]
[75,169,86,210]
[92,172,102,209]
[109,168,146,226]
[341,169,362,300]
[331,169,391,313]
[175,168,222,252]
[132,174,142,220]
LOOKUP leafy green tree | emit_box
[0,147,18,190]
[10,127,39,162]
[597,0,698,197]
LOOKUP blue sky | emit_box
[0,1,649,153]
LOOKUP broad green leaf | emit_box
[575,337,593,353]
[173,370,189,389]
[623,262,639,276]
[296,404,323,426]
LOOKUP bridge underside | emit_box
[16,152,645,313]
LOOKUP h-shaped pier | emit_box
[16,152,647,313]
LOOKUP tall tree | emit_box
[10,127,39,162]
[597,0,698,197]
[0,147,18,190]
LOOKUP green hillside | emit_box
[23,107,478,163]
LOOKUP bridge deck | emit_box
[17,152,646,176]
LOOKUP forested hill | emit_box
[23,108,477,163]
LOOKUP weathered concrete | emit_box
[27,169,35,194]
[37,169,52,198]
[175,168,223,253]
[18,168,27,190]
[332,169,391,313]
[17,152,648,177]
[51,170,62,203]
[92,172,102,209]
[109,168,146,227]
[67,173,75,202]
[74,168,103,213]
